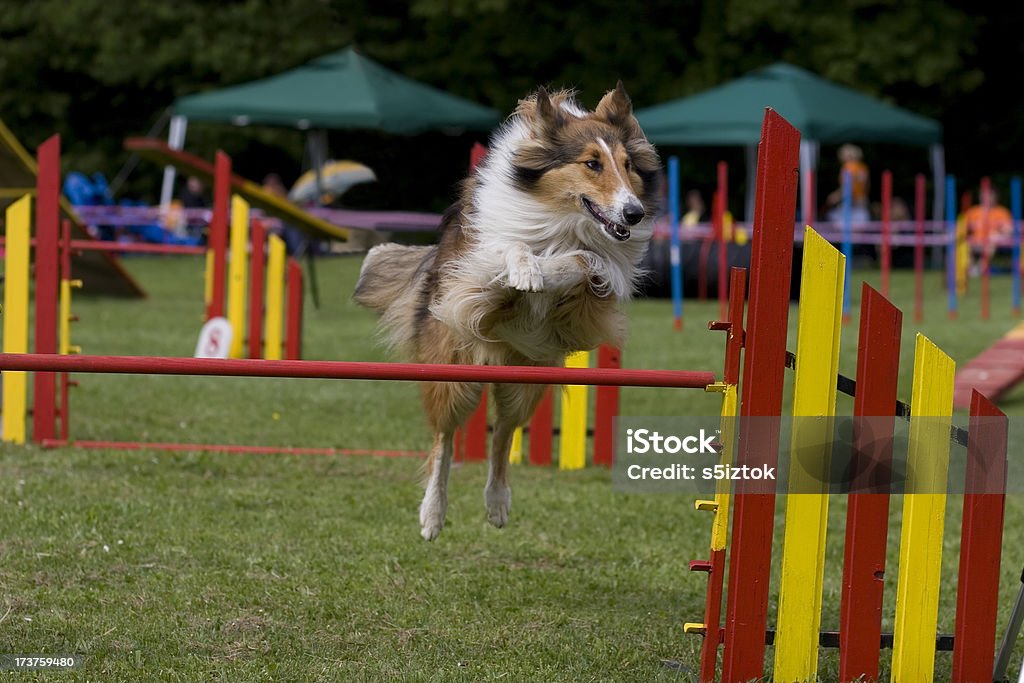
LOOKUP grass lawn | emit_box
[1,252,1022,681]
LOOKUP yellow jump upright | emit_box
[264,233,286,361]
[227,195,249,358]
[2,196,31,444]
[559,350,590,470]
[892,334,955,682]
[508,427,524,464]
[774,228,846,681]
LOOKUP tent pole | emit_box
[159,115,188,208]
[930,143,946,222]
[799,139,818,225]
[745,144,757,222]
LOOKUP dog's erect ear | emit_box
[533,87,564,132]
[595,81,633,126]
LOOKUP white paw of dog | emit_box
[419,489,447,541]
[484,484,511,528]
[506,253,544,292]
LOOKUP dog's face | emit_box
[511,82,661,246]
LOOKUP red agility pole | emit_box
[881,170,892,297]
[838,284,902,682]
[915,174,926,323]
[206,151,231,320]
[592,345,621,467]
[32,135,61,444]
[721,109,800,682]
[248,220,266,359]
[0,238,206,256]
[981,176,992,321]
[0,354,716,388]
[50,439,426,459]
[59,219,75,443]
[528,389,554,466]
[285,257,304,361]
[717,160,729,320]
[698,265,747,683]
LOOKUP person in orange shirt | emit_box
[838,144,869,210]
[825,144,871,224]
[965,186,1013,273]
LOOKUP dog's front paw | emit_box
[419,488,447,541]
[506,252,544,292]
[484,484,511,528]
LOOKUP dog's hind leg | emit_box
[486,382,548,528]
[420,380,483,541]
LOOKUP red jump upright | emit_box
[721,109,801,681]
[32,135,61,444]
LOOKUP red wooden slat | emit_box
[528,389,554,466]
[592,345,620,467]
[724,267,747,386]
[206,151,230,320]
[32,135,61,444]
[285,258,303,360]
[839,284,902,682]
[247,220,266,359]
[464,389,488,461]
[721,108,801,681]
[951,391,1008,682]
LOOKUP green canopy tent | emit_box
[161,47,500,205]
[636,63,945,220]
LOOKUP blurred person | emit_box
[180,176,207,208]
[682,190,705,227]
[965,185,1013,274]
[826,144,870,224]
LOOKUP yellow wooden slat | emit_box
[204,249,214,309]
[2,195,31,444]
[227,195,249,359]
[59,278,83,356]
[558,350,590,470]
[892,334,954,682]
[710,383,737,552]
[774,228,846,681]
[263,234,286,361]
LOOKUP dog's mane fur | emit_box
[356,85,661,367]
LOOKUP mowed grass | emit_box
[1,252,1023,681]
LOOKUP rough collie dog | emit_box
[355,82,660,540]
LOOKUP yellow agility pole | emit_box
[59,278,83,356]
[263,233,286,361]
[773,228,845,680]
[892,334,954,682]
[204,249,214,311]
[227,195,249,358]
[2,195,31,443]
[559,350,590,470]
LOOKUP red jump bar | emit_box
[0,353,716,389]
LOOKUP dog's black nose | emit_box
[622,202,645,225]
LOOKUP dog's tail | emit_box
[354,243,437,352]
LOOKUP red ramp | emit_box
[953,323,1024,408]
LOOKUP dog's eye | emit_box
[585,159,603,172]
[624,158,632,172]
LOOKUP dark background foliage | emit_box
[0,0,1018,214]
